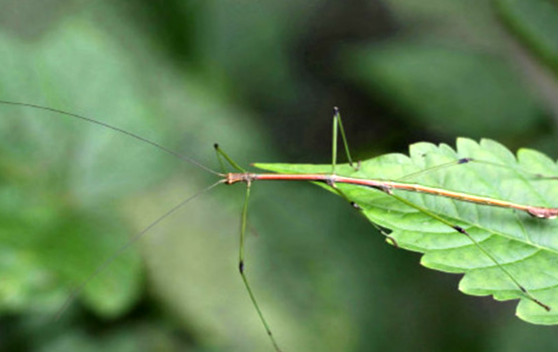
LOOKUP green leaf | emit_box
[496,0,558,76]
[255,138,558,325]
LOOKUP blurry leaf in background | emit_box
[380,0,510,49]
[496,0,558,76]
[342,0,558,155]
[195,0,306,107]
[0,24,155,317]
[344,44,545,138]
[3,314,186,352]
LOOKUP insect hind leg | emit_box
[387,191,551,312]
[331,107,359,174]
[214,143,246,173]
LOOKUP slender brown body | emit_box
[225,172,558,219]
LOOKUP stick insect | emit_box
[1,101,557,351]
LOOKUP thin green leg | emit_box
[239,183,283,352]
[213,144,281,348]
[214,143,229,174]
[397,159,473,182]
[214,143,246,173]
[332,107,357,174]
[387,191,550,311]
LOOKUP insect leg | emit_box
[332,107,358,174]
[238,182,282,352]
[214,143,246,172]
[387,191,551,311]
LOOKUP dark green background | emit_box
[0,1,557,351]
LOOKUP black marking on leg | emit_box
[533,173,558,181]
[537,299,552,311]
[453,228,551,311]
[519,286,551,311]
[239,260,244,274]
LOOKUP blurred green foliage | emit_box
[0,1,557,352]
[496,0,558,76]
[346,44,544,137]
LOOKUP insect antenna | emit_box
[0,100,223,177]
